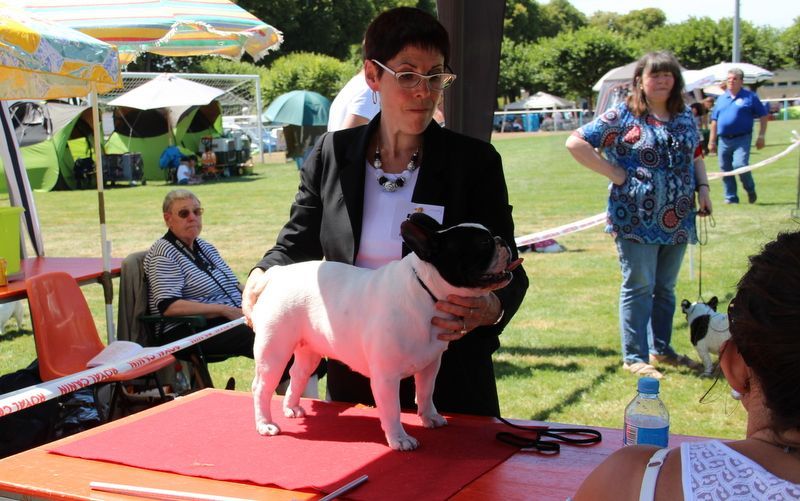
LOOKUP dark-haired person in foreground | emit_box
[574,230,800,499]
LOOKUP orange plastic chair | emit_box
[26,272,175,419]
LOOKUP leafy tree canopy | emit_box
[529,27,634,107]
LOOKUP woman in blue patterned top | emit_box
[566,51,712,379]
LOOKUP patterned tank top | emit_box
[681,440,800,500]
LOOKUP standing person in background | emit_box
[566,51,711,380]
[573,231,800,500]
[327,69,381,131]
[242,7,528,417]
[708,68,768,204]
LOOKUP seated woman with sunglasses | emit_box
[574,231,800,500]
[144,189,256,363]
[242,7,528,417]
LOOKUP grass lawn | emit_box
[2,120,799,440]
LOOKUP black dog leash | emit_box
[495,417,602,454]
[696,212,716,302]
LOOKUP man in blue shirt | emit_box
[708,68,768,204]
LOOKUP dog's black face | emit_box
[681,296,720,346]
[400,213,521,289]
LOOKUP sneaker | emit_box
[649,353,703,371]
[724,199,739,204]
[623,362,664,379]
[748,191,757,204]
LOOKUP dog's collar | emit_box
[412,267,439,303]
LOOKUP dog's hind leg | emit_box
[282,347,321,418]
[414,358,447,429]
[252,333,295,436]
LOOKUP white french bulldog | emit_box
[251,212,521,451]
[681,296,731,377]
[0,300,25,335]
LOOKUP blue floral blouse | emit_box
[576,103,700,245]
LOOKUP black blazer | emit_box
[257,116,529,415]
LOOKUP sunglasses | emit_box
[370,59,456,91]
[176,208,204,218]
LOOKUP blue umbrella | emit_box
[263,90,330,126]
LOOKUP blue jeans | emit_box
[615,238,687,365]
[717,133,756,202]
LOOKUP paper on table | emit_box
[87,341,160,368]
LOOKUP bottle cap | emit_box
[638,377,660,394]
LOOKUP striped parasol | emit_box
[22,0,282,66]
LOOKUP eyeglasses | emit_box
[370,59,456,91]
[176,208,204,218]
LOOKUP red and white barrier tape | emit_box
[515,212,606,247]
[0,317,244,418]
[708,137,800,179]
[515,137,800,247]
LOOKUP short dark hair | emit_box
[729,230,800,432]
[626,51,686,117]
[363,7,450,70]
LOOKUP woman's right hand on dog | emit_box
[242,268,267,327]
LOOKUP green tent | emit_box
[174,102,223,154]
[104,107,173,182]
[105,101,222,181]
[0,101,95,192]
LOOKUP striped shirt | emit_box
[144,232,241,332]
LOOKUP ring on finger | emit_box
[460,318,467,335]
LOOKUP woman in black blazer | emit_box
[243,7,528,417]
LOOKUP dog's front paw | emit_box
[701,370,715,378]
[387,433,419,451]
[419,413,447,429]
[256,421,281,436]
[283,404,306,419]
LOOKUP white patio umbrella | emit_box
[108,74,224,110]
[699,62,774,85]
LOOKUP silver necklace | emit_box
[372,146,419,192]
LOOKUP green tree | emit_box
[539,0,587,38]
[640,17,788,70]
[639,17,731,68]
[262,52,353,102]
[782,17,800,67]
[497,38,537,103]
[504,0,546,43]
[615,8,666,38]
[530,27,633,107]
[236,0,375,61]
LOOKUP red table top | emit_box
[0,389,711,500]
[0,257,122,303]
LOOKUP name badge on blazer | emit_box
[391,202,445,241]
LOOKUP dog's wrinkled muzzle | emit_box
[478,239,522,287]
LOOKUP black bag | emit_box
[0,360,59,458]
[73,157,96,189]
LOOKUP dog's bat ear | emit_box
[406,212,442,231]
[400,216,438,261]
[681,299,690,310]
[708,296,718,310]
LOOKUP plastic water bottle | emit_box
[174,362,190,394]
[623,377,669,447]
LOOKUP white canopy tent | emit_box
[505,91,573,111]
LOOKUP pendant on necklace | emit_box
[373,146,419,192]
